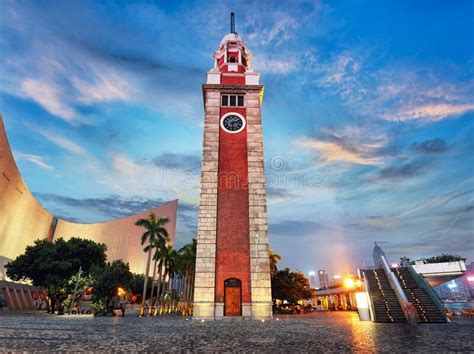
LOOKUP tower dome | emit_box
[219,33,244,48]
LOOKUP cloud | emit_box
[71,73,131,105]
[269,220,331,238]
[411,138,449,154]
[36,129,86,155]
[13,152,54,171]
[311,51,474,124]
[20,79,77,122]
[35,193,166,221]
[297,138,383,166]
[151,153,201,172]
[252,55,297,74]
[384,103,474,122]
[378,160,431,180]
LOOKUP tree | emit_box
[92,260,133,311]
[271,268,312,305]
[269,249,282,276]
[6,238,106,314]
[417,254,466,264]
[135,212,170,317]
[178,238,197,315]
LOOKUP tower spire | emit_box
[230,12,235,34]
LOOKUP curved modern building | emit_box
[0,116,178,277]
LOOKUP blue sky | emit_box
[1,0,473,276]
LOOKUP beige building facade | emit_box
[0,116,177,277]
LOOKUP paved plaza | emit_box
[0,311,473,352]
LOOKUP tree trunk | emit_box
[50,298,56,315]
[182,272,188,315]
[148,258,158,316]
[159,272,169,315]
[140,239,152,317]
[153,260,163,316]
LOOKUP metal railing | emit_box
[400,257,448,322]
[380,255,411,323]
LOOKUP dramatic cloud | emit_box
[384,103,474,122]
[71,73,131,105]
[297,138,383,166]
[35,193,167,221]
[20,79,77,122]
[13,152,54,171]
[35,129,86,155]
[411,138,449,154]
[252,54,297,74]
[378,160,431,180]
[152,153,201,172]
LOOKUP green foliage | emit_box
[92,260,133,305]
[130,273,151,295]
[271,268,312,305]
[415,253,466,264]
[5,237,107,313]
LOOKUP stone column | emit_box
[193,88,220,319]
[246,89,273,319]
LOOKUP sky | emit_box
[1,0,473,277]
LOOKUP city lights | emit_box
[447,280,457,289]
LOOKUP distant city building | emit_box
[318,270,329,289]
[372,242,386,268]
[308,272,316,288]
[435,261,474,302]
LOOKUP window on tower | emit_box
[221,94,244,107]
[222,95,229,106]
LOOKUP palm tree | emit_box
[158,246,176,314]
[135,212,169,317]
[147,236,168,316]
[269,248,282,276]
[152,244,169,316]
[179,238,197,315]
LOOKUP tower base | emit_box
[193,301,273,320]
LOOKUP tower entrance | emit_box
[224,278,242,316]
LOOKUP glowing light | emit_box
[355,292,369,309]
[391,263,398,268]
[447,280,457,289]
[343,278,355,288]
[309,271,315,276]
[467,276,474,282]
[261,319,265,322]
[333,275,342,279]
[117,287,126,296]
[201,319,205,323]
[355,279,362,287]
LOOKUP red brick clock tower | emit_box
[193,14,272,320]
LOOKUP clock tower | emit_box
[193,14,272,320]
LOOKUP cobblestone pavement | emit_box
[0,311,473,352]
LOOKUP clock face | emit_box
[221,114,245,133]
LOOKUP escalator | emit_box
[365,269,406,323]
[392,267,447,323]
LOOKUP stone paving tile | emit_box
[0,311,473,352]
